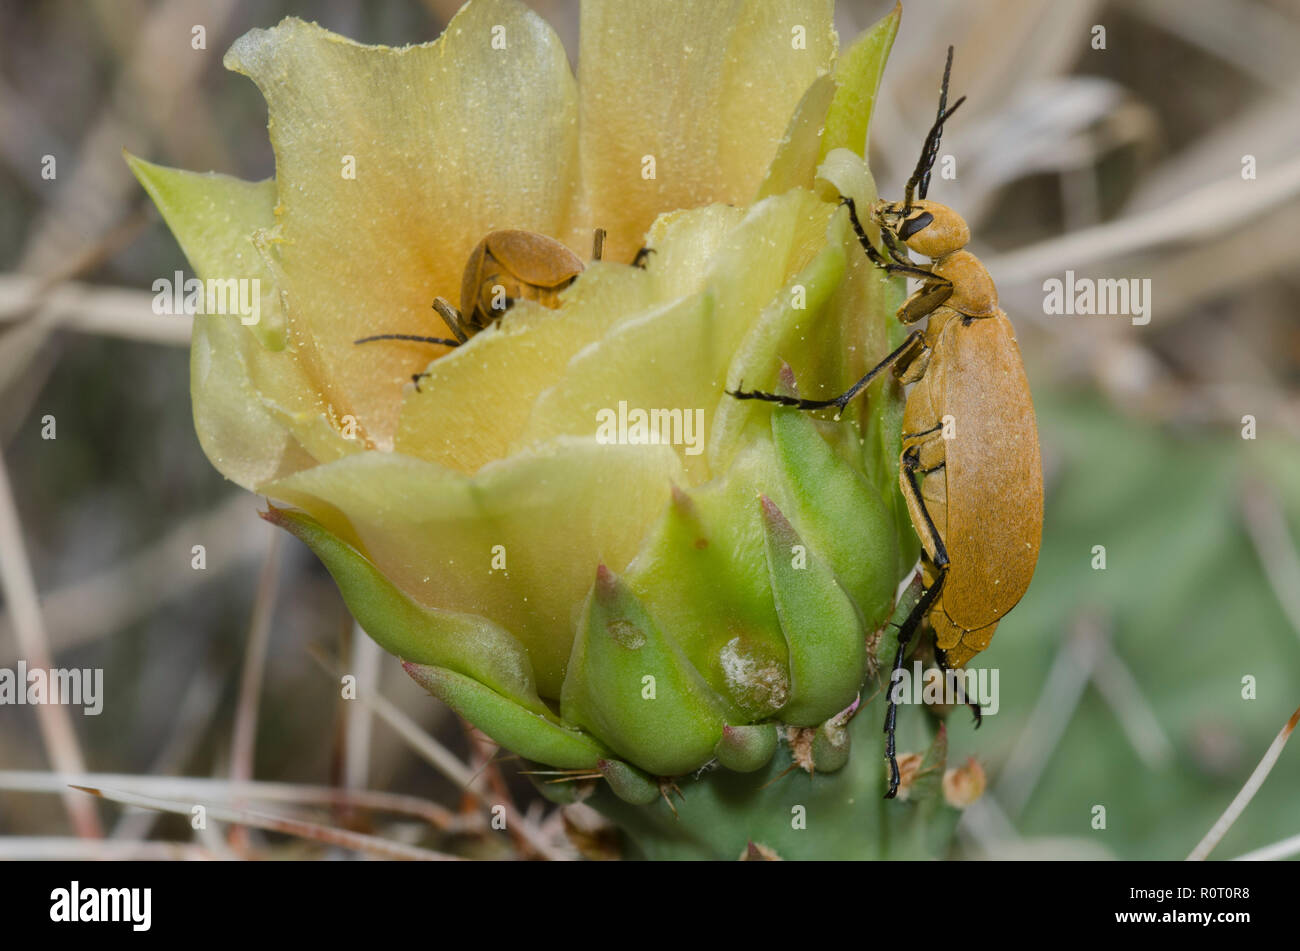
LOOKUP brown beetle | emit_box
[731,47,1043,799]
[357,228,650,387]
[450,229,586,339]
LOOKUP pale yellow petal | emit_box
[394,202,743,473]
[756,73,837,200]
[578,0,836,261]
[223,0,581,448]
[393,263,656,473]
[641,203,747,301]
[127,154,357,488]
[517,189,833,483]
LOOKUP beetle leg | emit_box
[902,422,943,440]
[898,348,931,385]
[842,197,943,282]
[901,445,951,569]
[729,330,925,412]
[898,280,955,325]
[631,246,655,269]
[354,332,460,347]
[934,646,983,728]
[881,228,917,270]
[432,297,470,344]
[592,228,606,262]
[884,564,946,799]
[884,447,954,799]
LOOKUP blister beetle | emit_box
[356,228,651,387]
[730,47,1043,799]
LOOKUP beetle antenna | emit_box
[903,46,965,212]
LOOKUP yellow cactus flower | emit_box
[129,0,953,859]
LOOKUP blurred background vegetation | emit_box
[0,0,1297,860]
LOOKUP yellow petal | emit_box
[393,203,743,474]
[710,216,849,469]
[393,263,657,473]
[756,73,837,200]
[641,203,747,301]
[517,190,833,482]
[756,2,900,198]
[578,0,836,262]
[127,154,356,488]
[262,439,684,698]
[223,1,581,448]
[819,1,900,160]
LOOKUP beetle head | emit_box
[877,199,971,259]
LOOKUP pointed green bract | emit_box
[403,662,607,770]
[761,495,867,726]
[812,715,852,773]
[562,567,729,777]
[771,396,897,632]
[265,505,550,716]
[598,759,660,805]
[624,455,791,722]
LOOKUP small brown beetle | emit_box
[446,228,587,341]
[357,228,650,387]
[731,47,1043,799]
